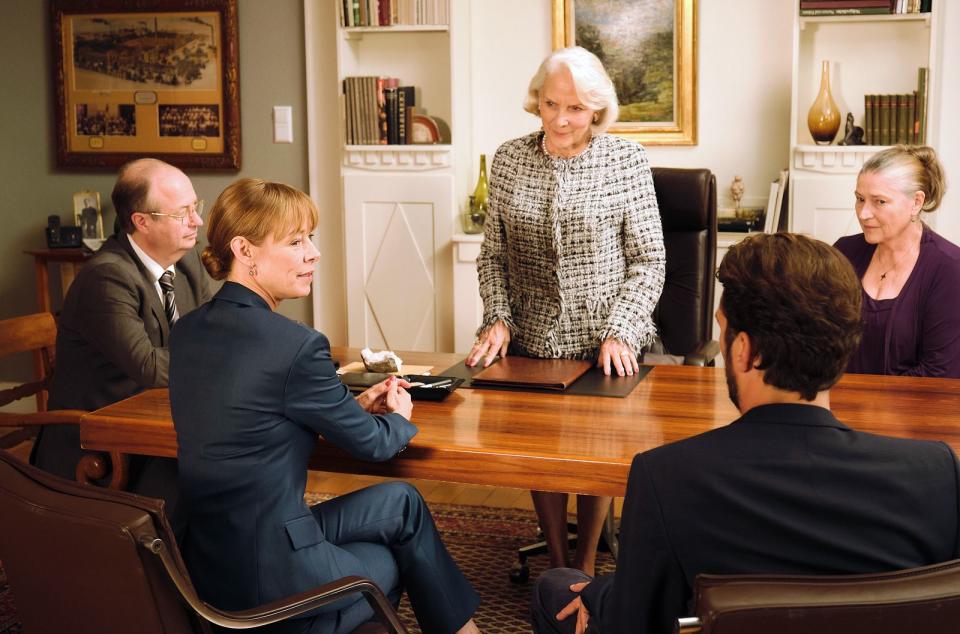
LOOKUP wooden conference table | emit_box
[79,348,960,496]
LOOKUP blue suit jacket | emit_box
[169,282,417,612]
[581,403,960,634]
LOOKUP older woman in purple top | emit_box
[834,145,960,378]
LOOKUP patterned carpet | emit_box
[0,497,614,634]
[395,502,615,633]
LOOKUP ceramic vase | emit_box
[807,60,841,145]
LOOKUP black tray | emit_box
[338,373,463,401]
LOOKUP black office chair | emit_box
[676,559,960,633]
[509,167,719,583]
[649,167,719,365]
[0,450,407,634]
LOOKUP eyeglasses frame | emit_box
[140,200,205,225]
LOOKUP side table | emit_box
[24,248,90,314]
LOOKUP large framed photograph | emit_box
[51,0,241,170]
[552,0,697,146]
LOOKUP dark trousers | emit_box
[263,481,479,634]
[531,568,597,634]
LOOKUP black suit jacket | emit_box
[34,232,212,479]
[581,403,960,634]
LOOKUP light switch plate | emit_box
[273,106,293,143]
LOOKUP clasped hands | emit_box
[355,375,413,419]
[465,320,640,376]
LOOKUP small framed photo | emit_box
[73,190,104,239]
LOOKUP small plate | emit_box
[339,373,463,401]
[411,114,440,144]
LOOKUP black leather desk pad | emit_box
[439,358,651,398]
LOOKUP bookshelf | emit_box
[315,0,459,352]
[788,0,941,245]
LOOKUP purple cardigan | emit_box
[834,227,960,378]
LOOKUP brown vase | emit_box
[807,60,841,145]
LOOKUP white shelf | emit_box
[452,233,483,244]
[330,1,457,351]
[342,144,452,170]
[342,25,449,39]
[799,13,931,29]
[788,0,939,244]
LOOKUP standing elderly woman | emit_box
[466,47,666,575]
[170,178,480,634]
[835,145,960,378]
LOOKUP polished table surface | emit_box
[80,348,960,496]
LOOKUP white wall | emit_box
[308,0,960,347]
[931,1,960,243]
[305,0,348,344]
[466,0,795,211]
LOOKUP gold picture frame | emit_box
[552,0,697,146]
[73,190,104,239]
[51,0,241,170]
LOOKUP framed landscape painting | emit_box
[552,0,697,146]
[51,0,241,169]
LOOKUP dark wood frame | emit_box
[51,0,241,170]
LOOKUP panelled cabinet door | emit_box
[790,174,861,246]
[343,173,453,352]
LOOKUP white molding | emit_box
[792,145,883,174]
[343,145,453,171]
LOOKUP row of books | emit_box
[343,76,416,146]
[799,0,931,16]
[340,0,448,27]
[861,68,928,146]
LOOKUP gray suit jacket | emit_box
[34,232,212,480]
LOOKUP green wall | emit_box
[0,0,311,381]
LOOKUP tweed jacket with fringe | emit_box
[476,131,665,359]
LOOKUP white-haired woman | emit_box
[466,47,666,575]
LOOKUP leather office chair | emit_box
[675,559,960,633]
[0,449,408,634]
[0,312,87,450]
[649,166,719,365]
[508,167,719,583]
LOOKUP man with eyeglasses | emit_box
[33,158,212,524]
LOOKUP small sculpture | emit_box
[838,113,865,146]
[730,175,745,210]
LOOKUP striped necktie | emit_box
[158,270,179,326]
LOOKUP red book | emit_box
[800,0,890,7]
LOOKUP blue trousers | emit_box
[252,481,479,634]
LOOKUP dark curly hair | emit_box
[717,233,863,400]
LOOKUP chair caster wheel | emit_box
[509,562,530,583]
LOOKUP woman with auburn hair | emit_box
[834,145,960,378]
[169,178,480,633]
[467,46,666,576]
